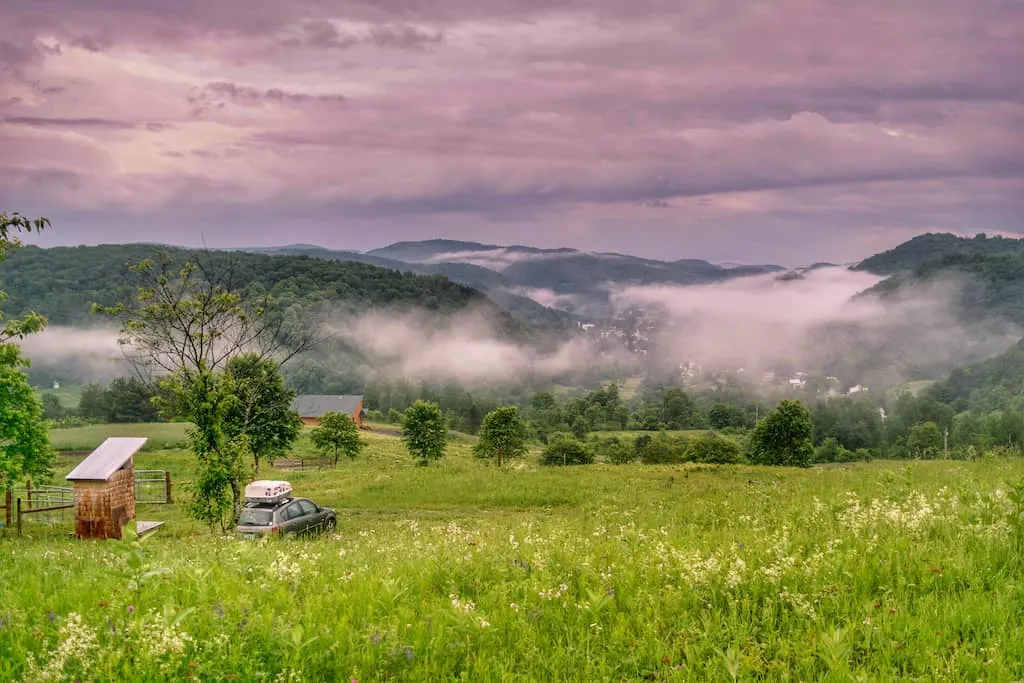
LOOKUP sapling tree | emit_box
[310,411,365,465]
[96,251,316,526]
[473,406,527,467]
[0,212,54,494]
[401,400,448,465]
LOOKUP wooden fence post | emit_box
[26,479,32,510]
[4,488,11,527]
[164,471,172,504]
[16,498,22,536]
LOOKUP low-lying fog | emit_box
[18,267,1020,392]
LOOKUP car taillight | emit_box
[270,526,280,534]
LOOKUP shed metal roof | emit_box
[291,394,363,418]
[65,437,148,482]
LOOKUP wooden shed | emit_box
[65,437,147,540]
[291,395,365,428]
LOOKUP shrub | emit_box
[591,436,636,464]
[540,435,593,466]
[636,432,689,464]
[690,432,743,464]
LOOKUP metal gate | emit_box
[8,484,75,526]
[135,470,172,504]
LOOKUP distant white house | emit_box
[847,384,869,395]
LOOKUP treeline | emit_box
[41,377,162,425]
[0,245,504,325]
[368,374,1024,462]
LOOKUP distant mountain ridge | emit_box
[253,239,787,317]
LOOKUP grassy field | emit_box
[48,422,194,452]
[2,430,1023,681]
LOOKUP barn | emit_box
[291,394,365,428]
[65,437,147,540]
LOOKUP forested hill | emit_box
[0,244,529,334]
[929,337,1024,410]
[854,233,1024,325]
[855,233,1024,275]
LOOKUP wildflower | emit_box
[726,558,746,589]
[137,611,194,661]
[269,553,302,583]
[449,594,476,612]
[509,603,520,612]
[26,612,98,681]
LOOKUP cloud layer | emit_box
[614,268,1021,387]
[1,0,1021,262]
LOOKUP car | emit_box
[236,480,336,539]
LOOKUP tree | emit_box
[592,436,635,464]
[0,346,53,489]
[0,212,49,344]
[474,406,527,466]
[709,403,748,430]
[40,392,67,421]
[0,212,54,492]
[223,354,303,470]
[748,400,814,467]
[636,431,689,464]
[906,421,942,459]
[104,376,161,423]
[814,436,851,463]
[540,434,593,466]
[310,411,365,465]
[570,415,589,440]
[78,383,109,422]
[401,400,448,465]
[690,431,742,464]
[96,251,315,527]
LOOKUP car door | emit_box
[297,499,321,534]
[280,501,306,535]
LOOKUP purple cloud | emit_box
[0,0,1020,263]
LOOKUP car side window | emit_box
[298,500,317,515]
[282,503,302,521]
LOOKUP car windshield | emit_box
[238,508,274,526]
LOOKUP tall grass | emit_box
[3,435,1022,681]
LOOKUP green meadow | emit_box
[1,427,1022,681]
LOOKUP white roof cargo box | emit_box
[244,480,292,504]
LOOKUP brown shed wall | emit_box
[73,463,135,540]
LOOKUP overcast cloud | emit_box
[1,0,1021,263]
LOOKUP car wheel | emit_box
[325,517,336,532]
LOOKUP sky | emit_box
[1,0,1021,264]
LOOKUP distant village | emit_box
[575,313,871,397]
